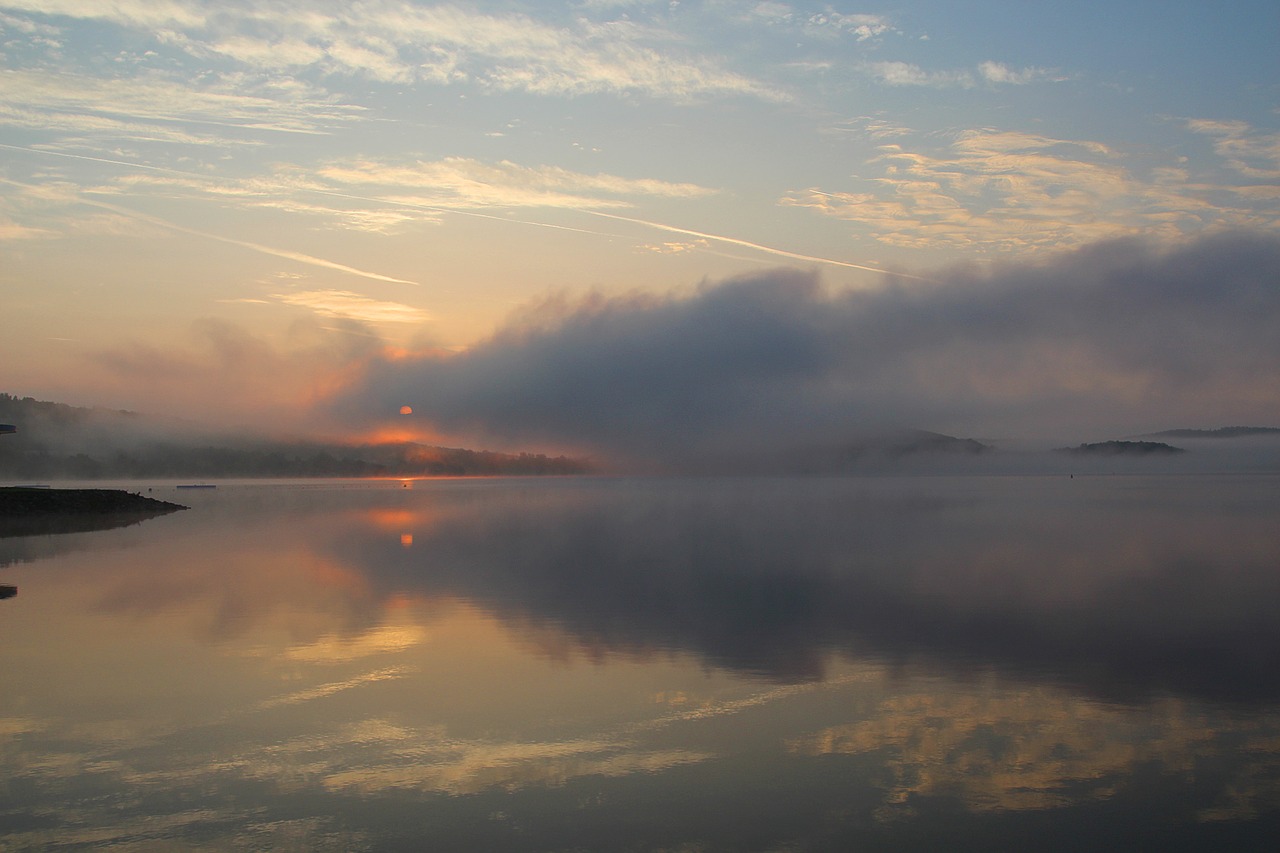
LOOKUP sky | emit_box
[1,0,1278,462]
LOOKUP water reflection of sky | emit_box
[2,476,1280,850]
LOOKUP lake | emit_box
[2,474,1279,851]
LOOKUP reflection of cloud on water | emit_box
[1,808,230,851]
[279,624,429,663]
[7,482,1280,849]
[0,807,362,852]
[324,478,1280,704]
[113,717,713,798]
[0,716,42,737]
[790,682,1280,822]
[321,730,710,796]
[240,677,834,797]
[632,671,874,731]
[6,654,1280,847]
[257,666,410,710]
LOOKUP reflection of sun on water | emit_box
[367,508,416,529]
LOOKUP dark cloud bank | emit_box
[333,231,1280,470]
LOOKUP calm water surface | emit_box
[2,475,1279,851]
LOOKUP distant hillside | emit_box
[862,429,992,458]
[0,392,146,433]
[1057,440,1185,456]
[676,429,993,474]
[0,393,591,479]
[1141,426,1280,440]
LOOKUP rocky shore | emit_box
[0,487,187,515]
[0,487,187,539]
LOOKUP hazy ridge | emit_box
[0,394,590,479]
[5,393,1280,477]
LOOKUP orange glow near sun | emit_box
[349,425,445,445]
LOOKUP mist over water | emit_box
[3,475,1280,850]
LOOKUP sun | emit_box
[399,405,413,415]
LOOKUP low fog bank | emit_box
[330,230,1280,472]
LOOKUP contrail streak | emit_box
[1,143,627,239]
[585,210,934,281]
[105,200,420,285]
[4,143,927,280]
[0,173,418,285]
[0,143,207,175]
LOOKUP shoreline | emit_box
[0,486,188,515]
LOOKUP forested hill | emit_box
[0,393,590,478]
[1142,427,1280,440]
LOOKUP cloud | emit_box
[1187,117,1280,180]
[0,176,420,284]
[0,68,361,140]
[864,60,972,88]
[737,5,893,41]
[977,60,1062,85]
[0,217,51,239]
[17,148,714,233]
[781,128,1280,253]
[85,315,390,431]
[268,289,430,324]
[816,12,893,41]
[863,60,1065,89]
[0,0,207,29]
[327,231,1280,464]
[316,156,717,209]
[4,0,783,102]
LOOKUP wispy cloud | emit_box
[269,289,430,324]
[864,60,1064,89]
[781,128,1280,253]
[0,68,361,140]
[864,61,973,88]
[3,143,689,246]
[809,11,893,41]
[12,145,722,245]
[3,0,784,102]
[0,217,52,240]
[1187,118,1280,180]
[98,198,418,285]
[738,4,894,42]
[0,0,207,29]
[977,61,1064,85]
[0,175,419,284]
[316,157,717,209]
